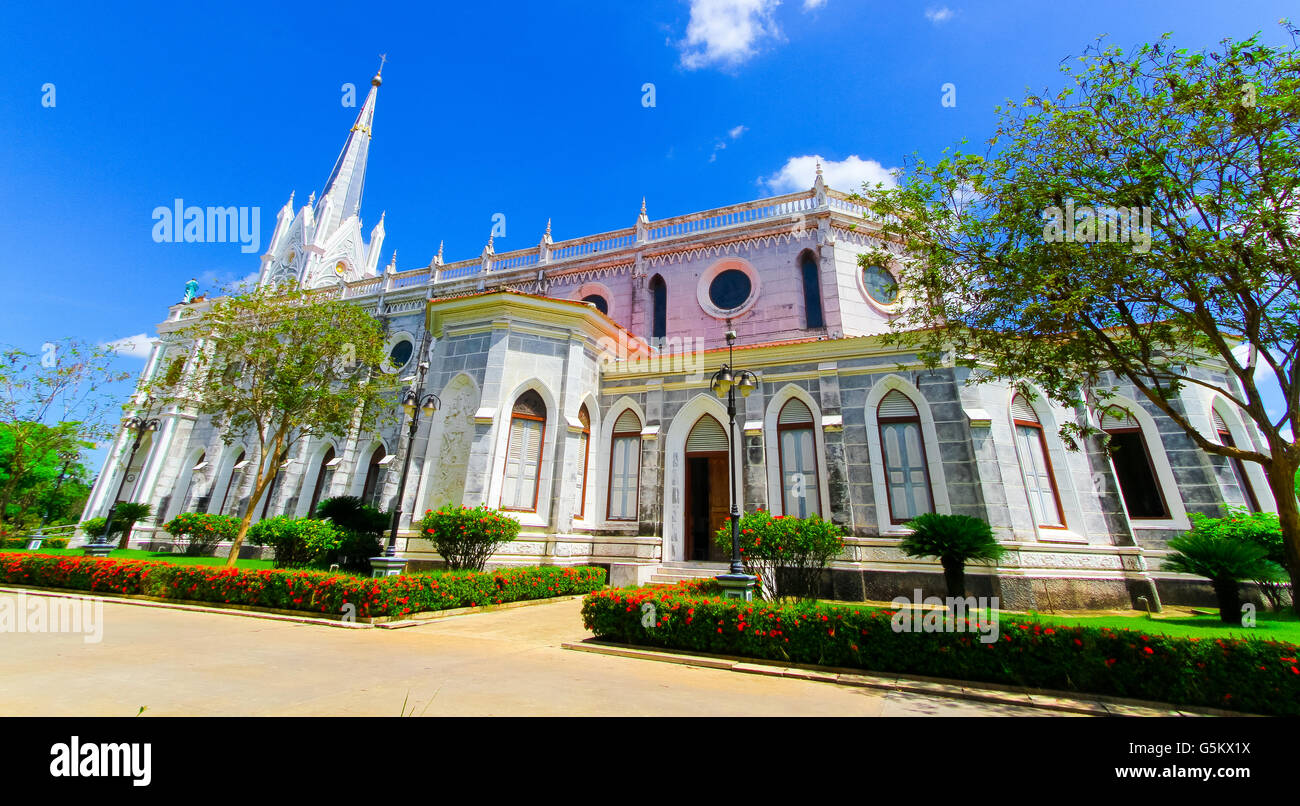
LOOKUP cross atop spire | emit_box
[373,53,387,86]
[315,69,381,240]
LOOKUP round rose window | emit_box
[708,269,752,310]
[862,265,899,305]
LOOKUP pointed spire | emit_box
[386,250,397,273]
[545,218,552,238]
[315,69,380,239]
[486,234,495,254]
[640,197,647,215]
[434,240,444,266]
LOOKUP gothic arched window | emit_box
[800,251,824,329]
[777,398,821,517]
[501,390,546,511]
[649,275,667,341]
[576,406,591,519]
[877,390,933,523]
[607,409,642,521]
[1011,395,1064,528]
[1101,408,1169,520]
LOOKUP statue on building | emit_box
[183,278,199,304]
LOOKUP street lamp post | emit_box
[371,342,439,577]
[710,327,758,600]
[86,398,160,557]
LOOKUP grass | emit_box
[3,547,276,571]
[827,597,1300,644]
[1019,609,1300,644]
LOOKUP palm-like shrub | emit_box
[1161,531,1283,624]
[313,496,386,571]
[1187,507,1291,611]
[899,513,1005,598]
[111,502,153,549]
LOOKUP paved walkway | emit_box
[0,592,1069,717]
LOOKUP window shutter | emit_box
[686,416,728,452]
[778,398,814,425]
[614,409,641,434]
[878,390,919,419]
[1011,395,1039,423]
[1100,408,1135,430]
[1212,409,1229,434]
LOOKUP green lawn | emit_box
[3,547,275,570]
[1019,609,1300,644]
[828,597,1300,644]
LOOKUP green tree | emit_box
[146,282,392,566]
[0,340,128,530]
[860,25,1300,612]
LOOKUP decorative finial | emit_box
[640,197,647,215]
[545,218,552,238]
[379,210,386,223]
[308,191,316,206]
[487,235,494,251]
[373,53,387,86]
[437,240,444,261]
[815,159,822,177]
[287,190,295,206]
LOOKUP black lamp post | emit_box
[372,340,439,576]
[87,398,160,556]
[710,327,758,600]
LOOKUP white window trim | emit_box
[863,375,949,534]
[1096,395,1189,531]
[762,384,831,518]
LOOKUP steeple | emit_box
[314,63,382,240]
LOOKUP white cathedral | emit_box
[80,69,1280,609]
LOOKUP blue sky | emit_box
[0,0,1293,470]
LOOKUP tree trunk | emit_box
[1212,578,1243,625]
[941,556,966,598]
[1263,459,1300,616]
[116,521,134,550]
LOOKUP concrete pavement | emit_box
[0,591,1069,716]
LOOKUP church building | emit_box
[81,70,1280,609]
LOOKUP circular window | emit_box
[581,294,609,315]
[387,339,414,372]
[709,270,752,311]
[862,265,899,305]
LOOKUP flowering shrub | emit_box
[713,510,844,600]
[164,512,241,557]
[246,516,341,568]
[581,582,1300,716]
[0,552,606,619]
[419,505,521,571]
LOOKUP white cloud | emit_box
[760,154,901,194]
[924,6,954,24]
[101,333,154,360]
[678,0,782,71]
[728,124,748,139]
[802,0,827,10]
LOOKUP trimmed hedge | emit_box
[581,581,1300,716]
[0,536,69,550]
[0,552,606,619]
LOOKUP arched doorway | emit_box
[684,415,730,562]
